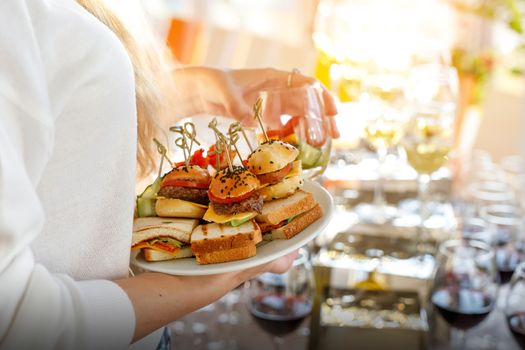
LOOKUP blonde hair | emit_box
[76,0,172,179]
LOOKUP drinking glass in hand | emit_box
[431,240,499,348]
[244,249,314,349]
[258,84,332,180]
[505,262,525,348]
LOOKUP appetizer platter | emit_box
[130,98,334,275]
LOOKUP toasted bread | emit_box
[191,220,262,254]
[270,204,323,240]
[255,190,317,225]
[194,244,257,264]
[155,198,207,219]
[142,247,194,262]
[132,217,199,245]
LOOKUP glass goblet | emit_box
[244,249,315,350]
[258,83,332,180]
[430,240,499,348]
[505,262,525,348]
[353,72,407,224]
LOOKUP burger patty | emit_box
[212,192,263,215]
[157,186,209,205]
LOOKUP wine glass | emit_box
[480,204,525,284]
[243,249,315,349]
[402,107,455,253]
[258,83,332,180]
[354,72,407,224]
[430,240,499,348]
[403,64,458,253]
[505,262,525,348]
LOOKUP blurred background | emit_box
[119,0,525,349]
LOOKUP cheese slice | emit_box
[203,205,257,224]
[155,198,208,218]
[286,160,302,179]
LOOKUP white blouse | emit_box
[0,0,142,348]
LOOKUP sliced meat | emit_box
[212,192,263,215]
[257,162,293,185]
[158,186,209,205]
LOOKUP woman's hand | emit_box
[171,67,339,138]
[116,251,298,342]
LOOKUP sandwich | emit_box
[203,165,263,226]
[256,190,322,240]
[132,217,199,261]
[246,140,303,201]
[191,220,262,264]
[155,164,210,218]
[246,140,322,240]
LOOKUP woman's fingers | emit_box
[328,116,340,139]
[266,251,298,274]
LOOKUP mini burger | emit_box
[155,164,210,218]
[247,140,322,241]
[203,165,263,226]
[246,140,303,201]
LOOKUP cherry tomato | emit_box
[281,116,301,137]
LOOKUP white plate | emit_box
[131,180,334,275]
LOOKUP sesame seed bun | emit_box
[161,165,210,186]
[247,140,299,175]
[209,166,260,200]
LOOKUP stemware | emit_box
[403,64,458,253]
[244,249,315,349]
[480,204,525,284]
[354,72,407,224]
[505,262,525,348]
[402,108,455,253]
[258,83,332,180]
[430,240,499,348]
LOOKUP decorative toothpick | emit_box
[169,122,201,167]
[183,122,200,159]
[209,118,234,172]
[170,125,188,166]
[153,138,173,178]
[229,121,253,153]
[228,123,245,165]
[253,97,269,143]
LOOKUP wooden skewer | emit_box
[209,118,234,172]
[228,123,244,165]
[153,138,173,177]
[253,97,269,142]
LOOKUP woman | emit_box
[0,1,338,349]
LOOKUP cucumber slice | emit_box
[140,177,162,199]
[298,142,322,169]
[137,197,157,217]
[230,215,255,227]
[136,177,162,217]
[314,140,332,168]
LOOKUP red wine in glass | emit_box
[249,293,311,337]
[431,287,494,330]
[508,312,525,348]
[497,247,524,284]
